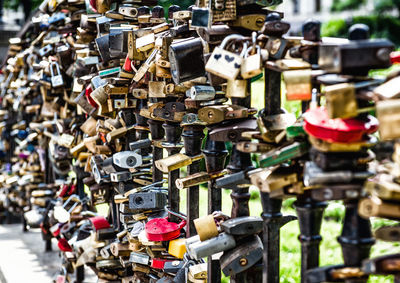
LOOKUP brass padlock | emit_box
[376,99,400,141]
[155,153,204,173]
[283,69,312,101]
[194,214,219,241]
[198,105,254,124]
[226,79,248,98]
[241,46,263,79]
[325,83,358,119]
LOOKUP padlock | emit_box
[363,254,400,275]
[283,69,312,101]
[198,105,254,124]
[168,238,186,259]
[319,39,394,76]
[50,62,64,88]
[53,195,81,223]
[310,147,371,171]
[189,85,215,101]
[209,119,258,142]
[191,7,211,28]
[365,175,400,201]
[155,153,203,173]
[374,225,400,242]
[324,80,381,118]
[118,5,138,18]
[259,142,309,168]
[129,252,150,265]
[110,171,132,183]
[237,141,275,153]
[304,107,379,143]
[206,0,236,22]
[231,14,266,31]
[145,217,187,242]
[113,151,142,169]
[189,263,207,280]
[221,216,263,236]
[186,232,236,260]
[310,184,363,202]
[308,135,377,153]
[226,79,248,98]
[169,37,205,84]
[163,260,185,274]
[220,235,263,276]
[193,214,219,241]
[374,76,400,99]
[205,34,247,80]
[129,191,167,211]
[175,170,226,189]
[110,242,131,257]
[133,49,159,82]
[376,99,400,141]
[149,81,167,98]
[307,265,365,283]
[304,162,373,186]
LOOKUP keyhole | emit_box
[135,197,144,205]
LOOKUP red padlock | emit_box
[145,217,186,242]
[151,258,172,269]
[304,107,378,143]
[57,238,72,252]
[89,216,111,231]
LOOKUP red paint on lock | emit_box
[151,258,171,269]
[391,51,400,64]
[145,217,186,242]
[57,238,72,252]
[59,184,69,198]
[68,184,77,195]
[85,85,98,108]
[123,55,133,73]
[89,216,111,231]
[304,107,378,143]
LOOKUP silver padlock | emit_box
[189,85,216,101]
[113,151,143,169]
[50,62,64,88]
[220,235,263,276]
[186,233,236,260]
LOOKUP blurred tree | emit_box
[324,0,400,46]
[373,0,400,13]
[330,0,365,12]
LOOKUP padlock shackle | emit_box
[220,34,246,50]
[165,205,187,221]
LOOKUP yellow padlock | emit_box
[168,238,186,259]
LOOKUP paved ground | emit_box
[0,224,96,283]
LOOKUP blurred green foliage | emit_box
[322,15,400,46]
[330,0,365,12]
[325,0,400,46]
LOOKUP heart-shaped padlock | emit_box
[304,107,378,143]
[145,217,186,242]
